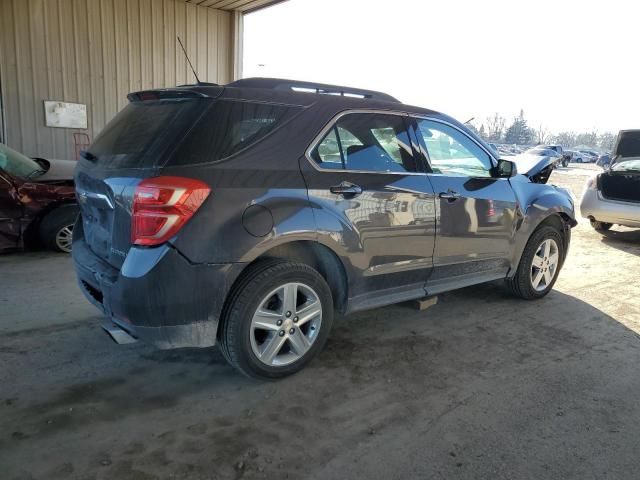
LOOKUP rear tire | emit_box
[39,205,79,253]
[590,220,612,232]
[219,261,334,379]
[505,226,565,300]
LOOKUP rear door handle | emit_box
[439,189,461,201]
[330,181,363,196]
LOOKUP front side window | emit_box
[311,113,417,173]
[416,119,493,177]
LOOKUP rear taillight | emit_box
[132,176,210,246]
[487,199,496,217]
[585,175,599,191]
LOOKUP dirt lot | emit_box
[2,165,640,480]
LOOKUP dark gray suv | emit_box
[73,78,576,378]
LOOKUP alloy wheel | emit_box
[55,224,74,253]
[530,238,559,292]
[250,282,322,367]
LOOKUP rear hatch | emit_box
[75,91,215,269]
[75,87,302,269]
[601,130,640,203]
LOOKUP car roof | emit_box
[130,77,441,118]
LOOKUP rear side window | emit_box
[171,100,301,166]
[89,99,300,169]
[90,99,201,169]
[311,113,418,173]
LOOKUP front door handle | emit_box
[439,189,461,201]
[330,181,363,196]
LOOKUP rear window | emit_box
[89,98,301,169]
[170,100,301,166]
[89,99,202,169]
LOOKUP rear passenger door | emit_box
[300,111,436,309]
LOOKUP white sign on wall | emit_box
[44,101,88,129]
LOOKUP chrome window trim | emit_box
[411,115,499,171]
[304,109,430,176]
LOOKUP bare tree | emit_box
[598,132,616,151]
[485,113,506,143]
[535,124,549,145]
[574,131,599,149]
[550,132,577,148]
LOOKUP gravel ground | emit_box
[2,164,640,480]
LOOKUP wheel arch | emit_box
[510,208,574,278]
[537,212,572,259]
[23,200,79,247]
[223,240,350,323]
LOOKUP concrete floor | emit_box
[2,165,640,480]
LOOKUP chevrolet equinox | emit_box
[73,78,576,378]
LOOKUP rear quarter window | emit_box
[89,99,202,169]
[169,100,302,166]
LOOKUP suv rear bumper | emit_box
[72,230,246,349]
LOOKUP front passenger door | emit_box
[412,118,518,294]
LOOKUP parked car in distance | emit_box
[578,150,598,163]
[596,153,612,168]
[0,143,78,253]
[566,150,586,163]
[581,129,640,232]
[519,147,564,171]
[73,78,576,378]
[542,145,570,167]
[495,144,519,157]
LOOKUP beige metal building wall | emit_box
[0,0,234,160]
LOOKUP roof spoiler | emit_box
[127,86,222,102]
[226,77,399,103]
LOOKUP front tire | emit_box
[505,226,565,300]
[219,261,334,379]
[590,219,612,232]
[39,204,79,253]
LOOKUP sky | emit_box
[243,0,639,134]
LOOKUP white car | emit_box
[580,130,640,231]
[578,150,599,163]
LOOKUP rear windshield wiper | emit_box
[80,150,98,162]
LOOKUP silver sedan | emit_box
[580,131,640,232]
[581,178,640,231]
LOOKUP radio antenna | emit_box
[177,36,201,85]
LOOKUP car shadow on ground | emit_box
[3,282,640,479]
[599,227,640,256]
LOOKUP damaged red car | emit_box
[0,143,78,253]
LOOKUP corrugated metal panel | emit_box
[188,0,286,12]
[0,0,233,160]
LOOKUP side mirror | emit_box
[496,158,518,178]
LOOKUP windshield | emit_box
[0,143,44,179]
[611,159,640,172]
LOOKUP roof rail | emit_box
[226,77,399,103]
